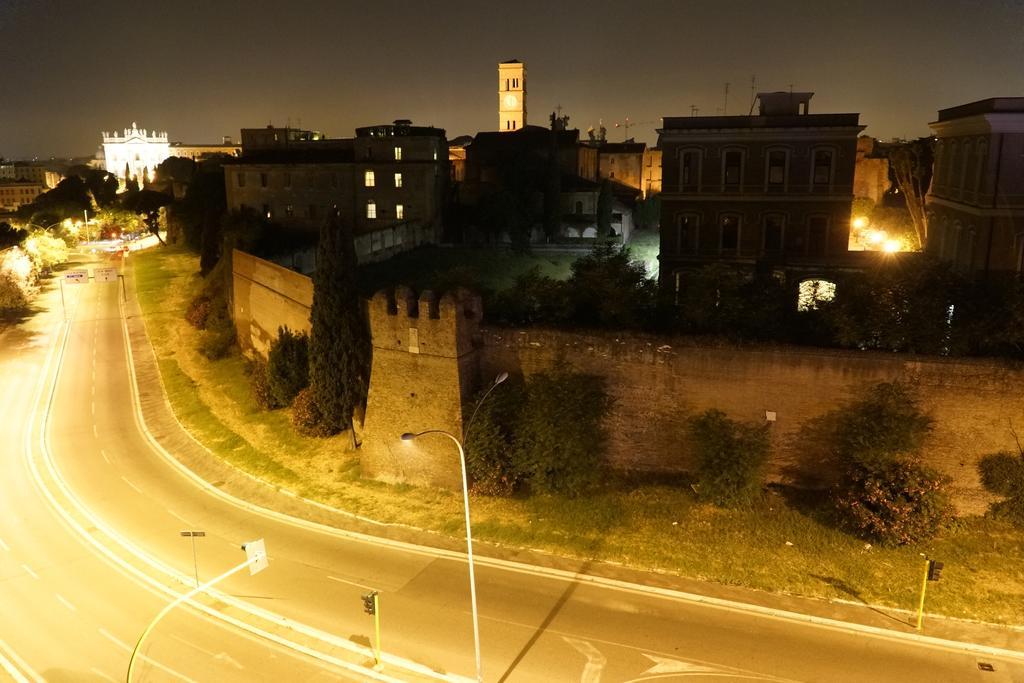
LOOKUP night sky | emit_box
[2,0,1022,159]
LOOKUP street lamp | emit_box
[400,371,507,683]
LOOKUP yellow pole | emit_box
[373,593,382,670]
[916,559,930,631]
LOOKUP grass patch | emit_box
[133,245,1024,625]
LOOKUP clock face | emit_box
[504,94,519,108]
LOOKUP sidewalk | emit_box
[121,261,1024,658]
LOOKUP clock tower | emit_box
[498,60,526,132]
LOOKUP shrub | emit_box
[0,249,37,312]
[249,360,279,410]
[464,377,528,496]
[185,295,211,329]
[832,382,933,470]
[291,387,334,437]
[197,323,235,360]
[513,370,613,496]
[688,409,771,507]
[266,326,309,407]
[977,450,1024,526]
[835,460,954,545]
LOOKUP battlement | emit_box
[369,287,481,358]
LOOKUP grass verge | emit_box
[133,245,1024,626]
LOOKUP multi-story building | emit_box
[101,123,170,187]
[926,97,1024,276]
[224,120,448,262]
[168,139,241,162]
[0,165,60,189]
[657,91,864,293]
[0,182,46,213]
[642,147,662,198]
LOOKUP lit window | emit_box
[394,147,402,161]
[797,279,836,311]
[364,170,375,187]
[396,204,404,219]
[366,200,376,219]
[285,204,294,217]
[394,172,402,188]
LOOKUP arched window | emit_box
[719,214,740,253]
[677,214,699,254]
[762,214,785,253]
[575,200,583,214]
[797,279,837,311]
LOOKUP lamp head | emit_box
[400,432,416,442]
[494,371,509,386]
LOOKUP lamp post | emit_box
[400,371,507,683]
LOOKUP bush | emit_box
[977,450,1024,526]
[514,370,613,496]
[464,377,528,496]
[0,249,37,312]
[835,460,954,545]
[832,382,933,470]
[688,409,771,507]
[249,360,279,410]
[197,323,235,360]
[185,295,211,329]
[266,326,309,407]
[290,387,335,437]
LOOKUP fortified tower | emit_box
[498,59,526,132]
[360,287,482,488]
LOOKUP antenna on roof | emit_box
[723,82,730,116]
[748,75,758,115]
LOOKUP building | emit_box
[168,139,241,162]
[224,120,448,262]
[594,141,645,191]
[498,60,526,132]
[642,147,662,197]
[852,136,891,205]
[926,97,1024,276]
[657,91,864,294]
[102,123,170,187]
[0,165,60,189]
[240,126,329,151]
[0,181,46,213]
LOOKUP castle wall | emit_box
[231,249,313,357]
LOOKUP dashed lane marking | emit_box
[327,575,377,591]
[100,449,111,465]
[21,564,38,580]
[55,594,76,612]
[167,508,192,526]
[121,477,143,495]
[89,668,116,682]
[0,537,8,552]
[99,627,197,682]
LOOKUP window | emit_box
[676,214,698,254]
[763,215,784,252]
[575,200,583,214]
[680,150,700,190]
[720,215,739,253]
[283,172,291,188]
[237,172,246,188]
[262,203,271,219]
[813,149,833,185]
[767,150,787,186]
[808,216,828,256]
[723,150,742,187]
[260,172,268,188]
[396,204,404,220]
[330,173,338,188]
[366,200,377,219]
[394,172,403,188]
[309,204,317,220]
[797,279,837,311]
[394,146,402,161]
[285,204,294,218]
[364,170,375,187]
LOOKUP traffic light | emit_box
[927,559,944,581]
[362,591,378,615]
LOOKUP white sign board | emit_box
[243,538,269,575]
[63,269,88,285]
[94,267,118,283]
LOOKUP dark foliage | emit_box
[977,450,1024,526]
[688,409,772,507]
[185,295,212,329]
[596,180,613,239]
[266,326,309,407]
[309,214,371,434]
[249,360,280,410]
[290,387,334,437]
[464,377,529,496]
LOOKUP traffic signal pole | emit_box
[373,593,382,670]
[915,558,929,630]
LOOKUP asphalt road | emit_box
[2,251,1023,682]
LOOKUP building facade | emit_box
[642,147,662,197]
[0,165,59,189]
[657,92,864,294]
[168,141,241,161]
[224,120,448,262]
[498,60,526,132]
[0,182,46,212]
[926,97,1024,276]
[101,123,170,187]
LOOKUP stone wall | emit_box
[232,249,313,357]
[479,328,1024,513]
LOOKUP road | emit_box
[2,250,1023,682]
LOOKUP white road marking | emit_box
[564,637,606,683]
[121,477,143,495]
[327,575,376,590]
[91,400,95,416]
[89,668,116,682]
[100,628,197,682]
[92,424,98,437]
[21,564,38,580]
[167,509,192,526]
[0,537,8,552]
[55,594,77,612]
[98,628,128,650]
[100,449,111,464]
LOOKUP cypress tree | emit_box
[309,212,371,433]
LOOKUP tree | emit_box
[596,180,613,239]
[155,156,196,184]
[688,409,771,507]
[0,248,37,312]
[120,189,172,243]
[267,326,310,407]
[309,213,371,433]
[565,244,657,328]
[888,138,933,250]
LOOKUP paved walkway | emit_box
[122,260,1024,657]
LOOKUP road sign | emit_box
[179,530,206,538]
[94,267,118,283]
[63,269,88,284]
[242,538,268,575]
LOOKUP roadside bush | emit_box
[0,249,37,312]
[835,459,954,545]
[249,360,279,410]
[514,370,613,496]
[831,382,953,545]
[977,450,1024,527]
[290,387,334,437]
[185,295,211,329]
[197,321,235,360]
[464,377,528,496]
[266,326,309,407]
[23,230,68,274]
[688,409,771,507]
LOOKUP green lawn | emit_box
[132,245,1024,626]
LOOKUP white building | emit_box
[101,122,170,188]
